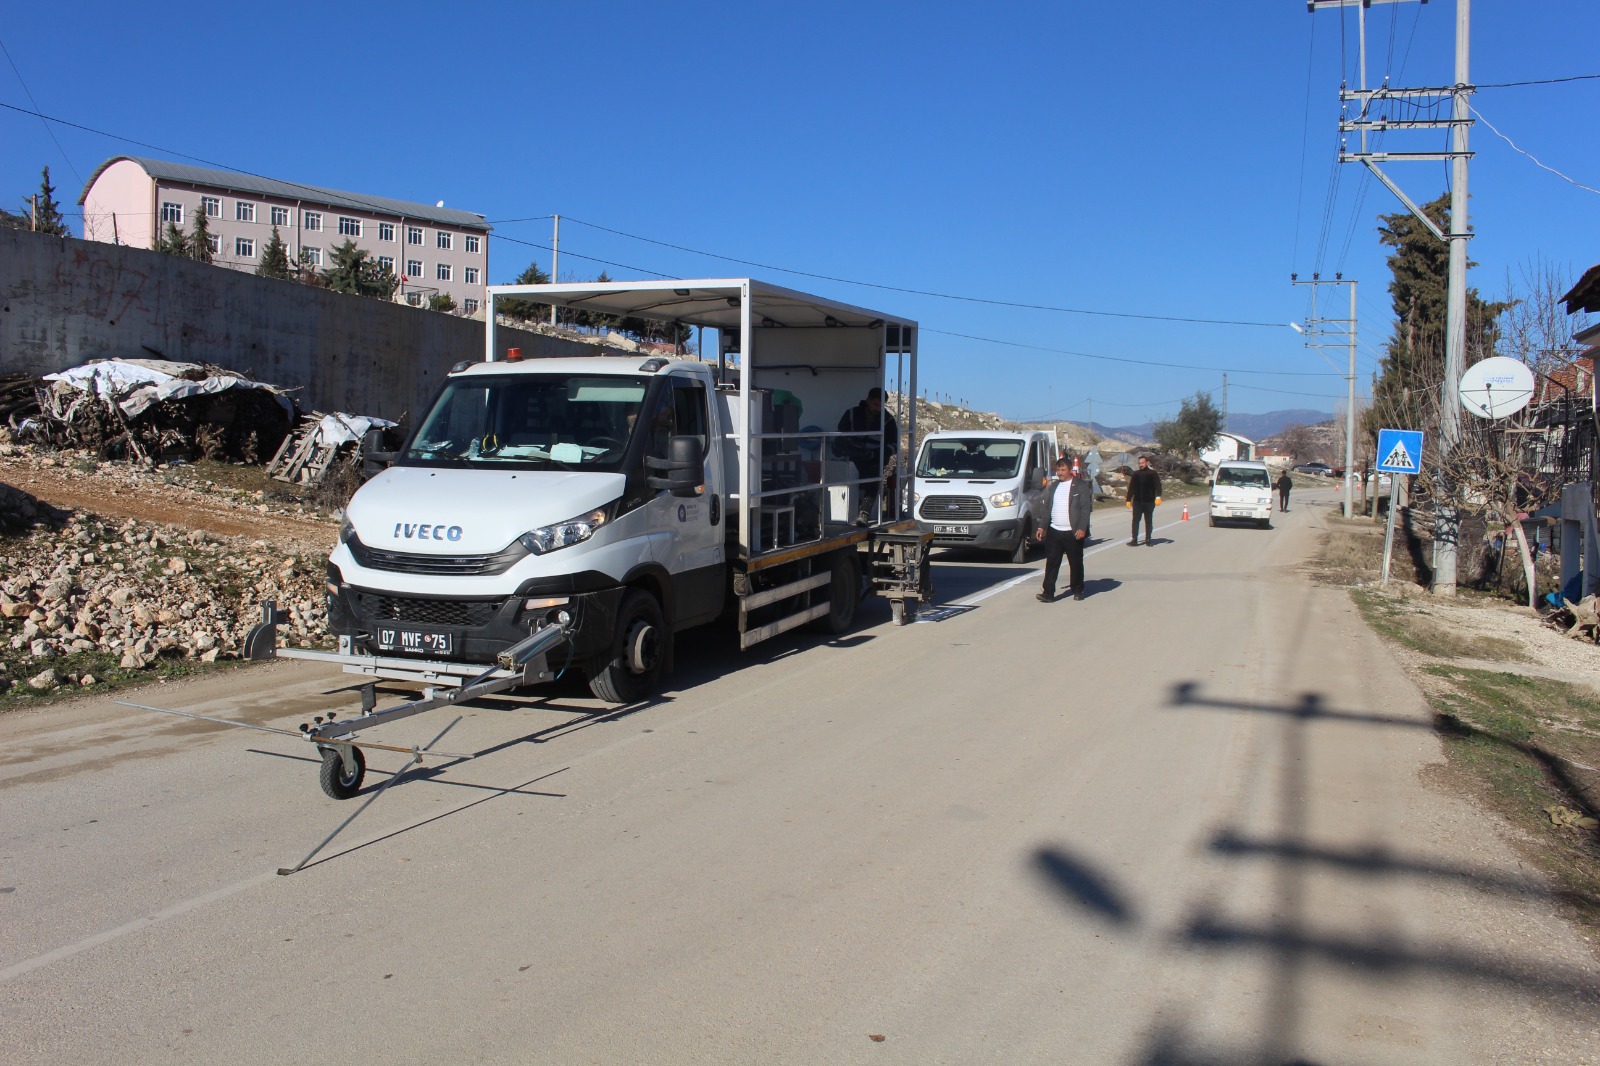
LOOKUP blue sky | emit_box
[4,1,1597,427]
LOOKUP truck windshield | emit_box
[401,373,650,470]
[917,439,1024,478]
[1216,468,1270,489]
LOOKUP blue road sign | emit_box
[1375,428,1423,474]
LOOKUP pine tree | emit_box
[257,225,291,279]
[156,219,189,256]
[25,167,70,236]
[320,239,399,299]
[188,204,214,263]
[498,259,552,321]
[1366,194,1508,438]
[428,293,457,313]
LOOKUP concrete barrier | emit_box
[0,227,600,424]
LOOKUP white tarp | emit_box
[315,413,396,447]
[43,359,295,420]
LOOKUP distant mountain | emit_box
[1225,409,1333,441]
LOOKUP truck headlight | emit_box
[519,502,617,555]
[989,490,1017,508]
[339,518,356,544]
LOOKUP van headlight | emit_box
[518,502,618,555]
[989,490,1017,508]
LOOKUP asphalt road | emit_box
[2,490,1596,1064]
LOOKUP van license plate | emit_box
[376,627,452,655]
[935,524,970,535]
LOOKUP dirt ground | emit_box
[0,451,336,553]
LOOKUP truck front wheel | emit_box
[587,589,665,704]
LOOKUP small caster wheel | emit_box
[318,745,366,800]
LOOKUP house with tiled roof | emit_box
[77,156,490,313]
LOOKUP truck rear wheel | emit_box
[808,551,860,634]
[587,589,665,704]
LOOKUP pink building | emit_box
[78,156,491,314]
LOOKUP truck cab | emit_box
[1208,459,1274,528]
[912,430,1057,562]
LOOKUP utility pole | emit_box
[30,195,38,231]
[1310,0,1473,594]
[1291,274,1359,518]
[549,214,561,328]
[1221,374,1228,432]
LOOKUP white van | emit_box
[913,430,1058,561]
[1209,459,1274,528]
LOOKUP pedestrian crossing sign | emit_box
[1375,428,1423,474]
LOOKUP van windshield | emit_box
[1216,467,1270,489]
[401,373,649,470]
[917,439,1024,478]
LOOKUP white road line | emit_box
[927,509,1209,612]
[0,871,280,985]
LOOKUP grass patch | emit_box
[1350,588,1527,662]
[0,649,256,711]
[1420,664,1600,939]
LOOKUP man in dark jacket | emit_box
[1126,454,1162,546]
[836,387,899,526]
[1034,454,1094,602]
[1277,470,1293,512]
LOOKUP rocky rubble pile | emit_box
[0,508,330,695]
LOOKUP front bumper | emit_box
[916,516,1025,549]
[327,563,623,665]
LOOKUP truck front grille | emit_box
[348,536,525,576]
[351,591,501,627]
[918,495,986,521]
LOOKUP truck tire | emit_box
[1009,519,1033,564]
[587,589,665,704]
[808,551,860,634]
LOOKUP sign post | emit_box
[1376,429,1424,585]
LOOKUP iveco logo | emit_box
[394,522,464,541]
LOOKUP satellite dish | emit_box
[1459,357,1534,419]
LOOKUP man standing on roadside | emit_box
[1126,454,1161,546]
[836,387,899,526]
[1277,469,1293,512]
[1036,454,1093,602]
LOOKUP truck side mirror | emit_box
[647,435,705,497]
[361,427,395,476]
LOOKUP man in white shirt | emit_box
[1035,455,1093,602]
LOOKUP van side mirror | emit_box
[647,435,705,497]
[361,427,395,476]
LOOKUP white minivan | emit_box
[1209,460,1274,528]
[913,430,1058,561]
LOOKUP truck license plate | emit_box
[934,524,970,535]
[376,627,453,655]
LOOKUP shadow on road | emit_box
[1028,679,1600,1065]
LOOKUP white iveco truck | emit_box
[288,279,931,718]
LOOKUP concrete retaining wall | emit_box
[0,227,595,424]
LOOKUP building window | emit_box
[235,201,256,223]
[378,222,395,241]
[407,226,423,245]
[201,196,221,218]
[463,298,479,314]
[465,234,480,254]
[338,216,361,237]
[206,235,221,255]
[303,210,323,231]
[301,246,322,267]
[436,263,452,282]
[405,292,423,306]
[271,206,289,226]
[377,255,395,273]
[160,201,183,223]
[405,259,422,277]
[436,231,452,250]
[463,266,479,285]
[235,237,256,258]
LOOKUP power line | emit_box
[0,40,80,187]
[921,327,1340,377]
[554,215,1290,328]
[1476,72,1600,89]
[1470,104,1600,196]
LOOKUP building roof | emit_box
[1561,262,1600,315]
[78,155,489,231]
[1535,351,1597,404]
